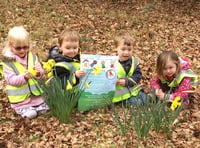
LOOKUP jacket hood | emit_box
[179,57,191,70]
[1,47,16,61]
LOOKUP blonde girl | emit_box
[1,26,49,119]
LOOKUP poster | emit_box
[78,54,118,111]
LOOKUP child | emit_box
[48,29,85,85]
[150,50,198,108]
[112,32,146,105]
[1,26,49,119]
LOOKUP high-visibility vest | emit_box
[2,52,43,103]
[112,57,142,103]
[54,61,80,83]
[161,69,198,91]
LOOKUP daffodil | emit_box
[171,96,181,111]
[45,78,51,85]
[48,59,56,67]
[92,65,102,75]
[42,59,56,73]
[47,71,53,78]
[72,74,76,84]
[84,82,90,89]
[42,62,52,72]
[29,68,38,76]
[66,80,73,90]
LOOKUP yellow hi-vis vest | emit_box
[161,69,198,91]
[54,61,80,82]
[2,52,43,103]
[112,57,142,103]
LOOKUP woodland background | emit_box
[0,0,200,147]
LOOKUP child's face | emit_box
[11,43,29,58]
[60,40,79,58]
[162,59,177,78]
[117,40,133,61]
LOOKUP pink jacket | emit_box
[150,57,194,101]
[2,51,45,110]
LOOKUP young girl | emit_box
[112,32,146,105]
[1,26,49,119]
[150,50,198,108]
[48,29,85,85]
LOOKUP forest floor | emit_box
[0,0,200,147]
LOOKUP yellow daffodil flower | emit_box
[84,82,90,89]
[66,80,73,90]
[47,71,53,78]
[171,96,181,111]
[29,68,38,76]
[42,59,56,72]
[48,59,56,67]
[42,62,52,72]
[92,65,102,76]
[72,74,76,84]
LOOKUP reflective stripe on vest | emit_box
[54,61,80,74]
[113,85,142,103]
[7,80,41,96]
[3,52,43,103]
[55,62,76,73]
[53,61,80,83]
[112,57,141,103]
[161,69,198,89]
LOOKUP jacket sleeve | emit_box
[169,77,193,101]
[3,65,27,86]
[150,76,161,90]
[125,65,142,87]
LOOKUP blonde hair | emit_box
[114,31,135,48]
[1,26,30,57]
[58,29,80,46]
[8,26,30,47]
[156,50,181,79]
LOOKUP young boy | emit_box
[112,32,146,105]
[48,29,85,85]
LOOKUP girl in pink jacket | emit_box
[150,50,198,108]
[1,26,49,119]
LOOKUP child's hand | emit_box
[75,70,86,78]
[29,67,40,77]
[24,71,34,80]
[116,78,125,86]
[33,67,41,77]
[155,89,165,100]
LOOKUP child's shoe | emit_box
[16,107,37,119]
[35,102,49,114]
[22,109,37,119]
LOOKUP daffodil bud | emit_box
[47,71,53,78]
[72,74,76,84]
[66,80,73,90]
